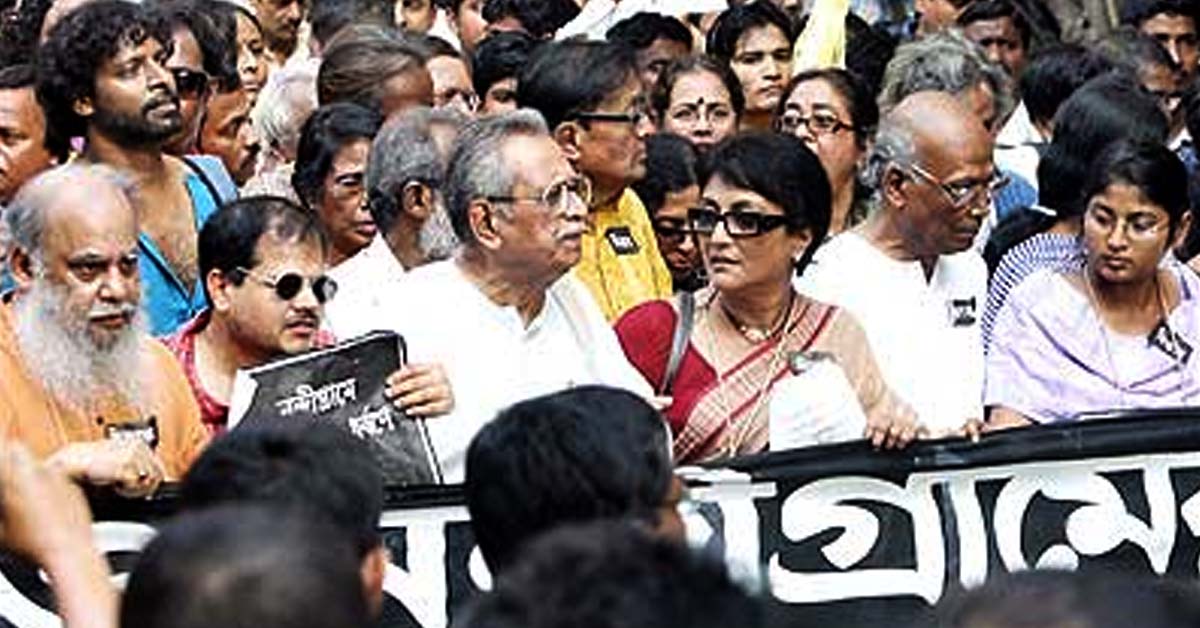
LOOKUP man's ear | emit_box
[467,200,502,250]
[881,163,908,211]
[401,181,434,221]
[8,247,35,288]
[553,121,582,162]
[206,268,235,312]
[72,95,94,118]
[360,544,387,618]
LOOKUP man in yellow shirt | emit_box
[518,40,673,320]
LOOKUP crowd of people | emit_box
[3,0,1200,624]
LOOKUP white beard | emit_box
[13,278,147,414]
[418,205,460,263]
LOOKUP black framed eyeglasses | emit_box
[776,110,855,136]
[687,206,788,237]
[235,267,338,304]
[171,68,211,100]
[653,218,693,243]
[487,175,593,212]
[569,108,647,127]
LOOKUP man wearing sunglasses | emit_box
[517,40,672,321]
[346,111,652,482]
[37,1,238,336]
[163,196,454,434]
[797,92,992,440]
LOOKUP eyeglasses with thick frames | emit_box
[487,176,593,212]
[905,163,1010,211]
[235,267,338,304]
[653,218,694,244]
[776,110,855,136]
[687,206,789,238]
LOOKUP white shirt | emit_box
[994,101,1042,193]
[555,0,727,40]
[795,232,987,431]
[326,235,408,338]
[341,260,652,481]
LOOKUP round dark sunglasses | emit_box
[236,267,338,304]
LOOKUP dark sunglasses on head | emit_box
[687,207,788,237]
[236,267,338,304]
[171,68,210,99]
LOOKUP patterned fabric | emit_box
[983,232,1083,353]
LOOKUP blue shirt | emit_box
[140,156,236,336]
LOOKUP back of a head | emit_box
[877,30,1012,120]
[464,385,673,574]
[455,520,763,628]
[471,31,538,98]
[317,26,429,111]
[179,422,384,557]
[122,505,369,628]
[366,106,465,233]
[1019,44,1114,129]
[606,12,692,51]
[310,0,393,49]
[938,570,1200,628]
[631,133,698,215]
[517,40,636,130]
[1094,26,1179,76]
[481,0,579,40]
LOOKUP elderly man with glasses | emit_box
[162,195,453,435]
[797,92,999,439]
[341,110,653,482]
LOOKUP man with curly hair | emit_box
[37,0,237,337]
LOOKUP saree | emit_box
[616,289,913,463]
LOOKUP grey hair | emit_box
[877,30,1014,123]
[251,61,319,161]
[443,109,550,246]
[4,163,136,263]
[860,113,919,208]
[367,106,468,234]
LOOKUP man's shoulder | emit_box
[936,249,988,289]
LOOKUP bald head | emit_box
[887,91,991,163]
[5,164,136,260]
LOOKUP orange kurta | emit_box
[0,303,208,479]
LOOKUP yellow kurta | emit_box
[574,189,672,321]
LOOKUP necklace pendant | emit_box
[743,327,768,343]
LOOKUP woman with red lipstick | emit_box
[292,103,383,267]
[987,141,1200,428]
[615,133,920,463]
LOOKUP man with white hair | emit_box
[325,106,464,335]
[244,61,319,201]
[342,110,651,481]
[0,164,208,495]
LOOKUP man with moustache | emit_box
[37,0,237,336]
[250,0,305,68]
[0,164,208,496]
[518,40,671,321]
[797,92,995,437]
[344,111,652,482]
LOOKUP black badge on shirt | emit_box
[1149,320,1194,364]
[946,296,978,327]
[605,226,640,255]
[105,416,160,449]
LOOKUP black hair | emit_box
[1121,0,1200,28]
[0,64,66,162]
[292,102,383,209]
[700,132,831,273]
[471,30,537,98]
[842,12,898,99]
[456,521,766,628]
[937,570,1200,628]
[309,0,393,48]
[481,0,579,40]
[197,195,329,302]
[776,68,879,148]
[1083,139,1190,237]
[606,12,693,51]
[650,55,746,123]
[464,385,673,574]
[121,505,370,628]
[1094,25,1180,76]
[632,134,698,215]
[956,0,1032,49]
[422,34,463,59]
[150,0,240,91]
[705,0,796,63]
[517,40,637,130]
[985,72,1168,270]
[179,423,384,558]
[36,0,172,154]
[1020,44,1114,128]
[0,0,51,67]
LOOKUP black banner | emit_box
[3,413,1200,628]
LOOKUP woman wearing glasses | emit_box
[987,141,1200,428]
[615,133,919,463]
[774,69,878,236]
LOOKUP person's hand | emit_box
[47,440,165,498]
[385,363,454,418]
[0,443,95,565]
[863,411,924,449]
